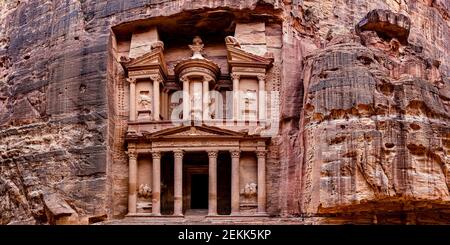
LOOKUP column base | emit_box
[256,212,269,216]
[205,214,271,223]
[126,213,184,218]
[227,212,269,217]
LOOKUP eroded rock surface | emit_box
[0,0,449,224]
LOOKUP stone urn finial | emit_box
[189,36,205,59]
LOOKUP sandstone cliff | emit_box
[0,0,448,224]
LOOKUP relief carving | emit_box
[138,91,152,110]
[243,89,257,116]
[242,183,257,198]
[138,184,152,199]
[208,97,216,119]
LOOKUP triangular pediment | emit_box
[146,125,246,138]
[226,46,273,68]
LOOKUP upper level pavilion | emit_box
[120,32,274,136]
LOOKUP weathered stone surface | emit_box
[0,0,449,224]
[356,9,411,44]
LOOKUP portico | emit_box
[126,125,268,217]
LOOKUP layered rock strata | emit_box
[0,0,448,224]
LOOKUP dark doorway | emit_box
[217,151,231,214]
[190,174,208,209]
[161,152,174,215]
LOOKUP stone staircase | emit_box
[103,209,302,225]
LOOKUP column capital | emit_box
[151,151,161,160]
[257,74,266,81]
[180,75,189,83]
[173,150,184,159]
[149,74,163,83]
[231,73,240,81]
[256,150,267,158]
[207,150,218,158]
[203,75,214,83]
[126,77,136,84]
[230,150,240,158]
[127,151,138,160]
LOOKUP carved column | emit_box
[173,150,184,216]
[202,77,210,122]
[230,150,240,215]
[257,74,266,121]
[152,151,161,215]
[151,75,161,121]
[161,90,167,120]
[128,150,138,214]
[127,78,137,121]
[207,151,218,216]
[256,150,267,214]
[231,73,240,121]
[182,76,190,121]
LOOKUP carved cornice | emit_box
[174,59,220,83]
[230,150,241,158]
[144,125,246,138]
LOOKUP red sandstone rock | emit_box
[0,0,448,224]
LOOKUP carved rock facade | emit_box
[0,0,449,224]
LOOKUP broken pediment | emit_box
[225,36,273,70]
[120,42,168,78]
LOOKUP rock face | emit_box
[0,0,449,224]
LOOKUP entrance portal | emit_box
[183,152,208,212]
[181,151,232,215]
[191,174,208,209]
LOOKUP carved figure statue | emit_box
[138,184,152,199]
[138,91,152,110]
[244,89,257,104]
[208,98,216,119]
